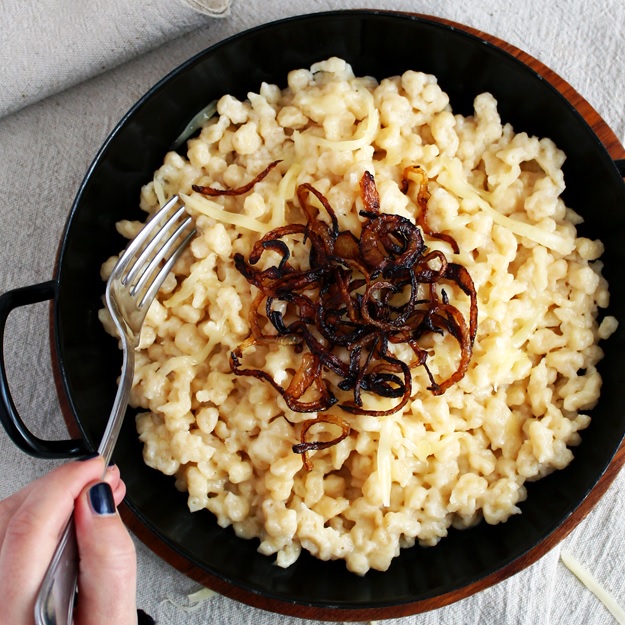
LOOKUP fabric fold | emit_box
[0,0,229,119]
[178,0,230,16]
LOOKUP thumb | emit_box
[73,479,138,625]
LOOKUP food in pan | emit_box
[100,57,617,575]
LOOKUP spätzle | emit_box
[100,58,616,575]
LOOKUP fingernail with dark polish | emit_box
[89,482,116,515]
[77,451,100,462]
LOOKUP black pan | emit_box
[1,10,625,621]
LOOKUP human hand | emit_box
[0,455,137,625]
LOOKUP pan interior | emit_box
[53,10,625,610]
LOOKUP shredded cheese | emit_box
[161,586,218,614]
[164,256,217,308]
[181,160,301,234]
[377,415,395,507]
[402,434,454,462]
[181,192,271,233]
[153,178,167,208]
[437,157,575,256]
[511,305,546,349]
[560,550,625,624]
[269,161,301,228]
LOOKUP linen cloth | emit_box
[0,0,229,118]
[0,1,624,624]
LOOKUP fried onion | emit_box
[225,165,477,468]
[292,414,351,471]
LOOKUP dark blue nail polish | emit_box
[89,482,116,515]
[137,609,156,625]
[77,451,100,462]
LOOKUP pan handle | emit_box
[0,281,87,458]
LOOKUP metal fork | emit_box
[34,195,196,625]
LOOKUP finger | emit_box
[103,464,127,506]
[0,455,111,625]
[74,481,137,625]
[0,460,123,542]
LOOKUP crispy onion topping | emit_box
[192,160,281,197]
[292,414,351,471]
[227,166,478,468]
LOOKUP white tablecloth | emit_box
[1,1,624,623]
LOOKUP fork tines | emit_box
[118,196,196,309]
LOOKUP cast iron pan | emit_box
[1,10,625,621]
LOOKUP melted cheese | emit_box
[303,87,379,152]
[190,319,226,365]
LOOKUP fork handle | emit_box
[34,515,78,625]
[98,341,135,467]
[0,281,88,458]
